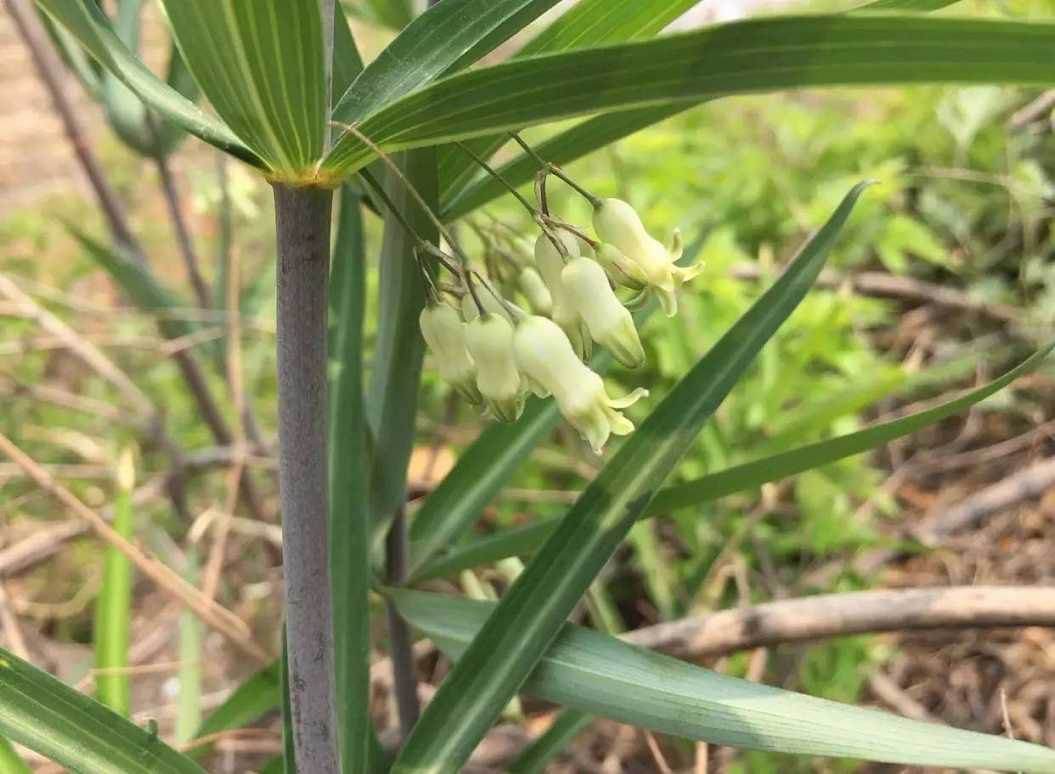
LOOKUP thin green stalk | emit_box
[273,184,339,774]
[94,447,135,716]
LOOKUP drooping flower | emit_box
[464,313,524,422]
[419,302,481,403]
[592,198,703,316]
[561,256,644,369]
[517,266,553,316]
[533,231,591,360]
[513,315,647,452]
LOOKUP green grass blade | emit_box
[438,0,698,198]
[507,710,591,774]
[414,342,1054,580]
[333,0,560,125]
[328,185,374,774]
[35,0,255,165]
[0,647,203,773]
[323,16,1055,177]
[392,183,870,772]
[94,448,135,716]
[0,736,30,774]
[159,0,327,179]
[392,589,1055,772]
[860,0,959,9]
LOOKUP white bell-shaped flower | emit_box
[513,315,647,452]
[534,231,590,359]
[419,302,481,403]
[464,313,524,422]
[592,198,702,316]
[561,256,644,369]
[517,266,553,316]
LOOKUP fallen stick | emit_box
[0,432,269,664]
[622,585,1055,659]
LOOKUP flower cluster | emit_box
[419,193,701,453]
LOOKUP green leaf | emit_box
[859,0,960,9]
[365,153,437,529]
[438,0,699,198]
[391,590,1055,773]
[328,185,374,774]
[0,647,203,773]
[93,454,134,716]
[323,16,1055,177]
[333,0,560,126]
[159,0,327,180]
[441,0,961,218]
[414,343,1054,580]
[333,2,364,97]
[393,183,870,772]
[194,662,280,745]
[36,0,255,165]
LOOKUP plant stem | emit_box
[156,156,210,309]
[273,183,339,774]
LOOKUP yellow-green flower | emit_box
[561,256,644,369]
[464,313,524,422]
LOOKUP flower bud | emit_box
[592,198,703,317]
[513,316,647,452]
[595,242,649,290]
[517,266,553,316]
[561,257,644,369]
[464,313,524,422]
[534,231,591,359]
[419,302,481,403]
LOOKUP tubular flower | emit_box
[513,315,647,452]
[561,256,644,369]
[464,313,524,422]
[533,231,591,360]
[517,266,553,316]
[419,302,481,403]
[592,198,703,316]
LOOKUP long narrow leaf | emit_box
[392,590,1055,772]
[365,153,437,528]
[35,0,255,164]
[0,647,202,773]
[507,709,591,773]
[328,184,374,773]
[194,663,280,746]
[323,16,1055,177]
[159,0,327,179]
[414,342,1054,580]
[393,183,870,771]
[441,0,962,218]
[334,0,560,125]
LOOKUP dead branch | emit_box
[623,586,1055,659]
